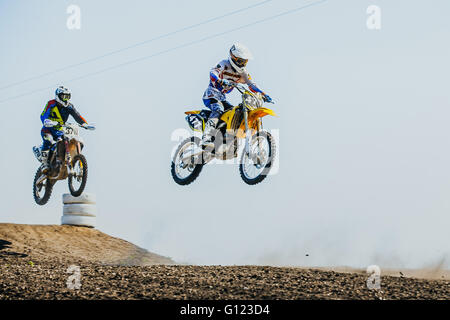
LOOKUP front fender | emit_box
[248,107,277,122]
[236,107,277,138]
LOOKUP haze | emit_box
[1,0,449,269]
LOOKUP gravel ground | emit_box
[1,224,448,300]
[0,256,449,300]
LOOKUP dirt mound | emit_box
[0,223,174,265]
[1,223,449,300]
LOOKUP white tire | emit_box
[63,204,97,217]
[63,193,96,205]
[61,215,96,228]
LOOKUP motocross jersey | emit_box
[40,99,87,130]
[203,59,265,101]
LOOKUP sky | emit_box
[0,0,449,269]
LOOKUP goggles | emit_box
[231,53,248,68]
[59,93,71,101]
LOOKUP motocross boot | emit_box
[41,150,50,173]
[201,118,218,148]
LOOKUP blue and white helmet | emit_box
[55,86,71,107]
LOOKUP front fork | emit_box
[244,109,250,155]
[243,110,262,155]
[244,112,264,164]
[64,140,73,176]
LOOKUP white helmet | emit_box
[228,43,253,73]
[55,86,71,107]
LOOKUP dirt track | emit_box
[0,224,449,300]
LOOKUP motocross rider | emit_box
[201,43,272,147]
[39,86,92,171]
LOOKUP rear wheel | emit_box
[33,168,54,205]
[68,154,88,197]
[239,130,276,185]
[171,137,204,185]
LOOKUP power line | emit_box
[0,0,328,105]
[0,0,274,92]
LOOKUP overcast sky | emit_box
[1,0,449,269]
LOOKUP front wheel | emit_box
[171,136,204,185]
[239,130,276,185]
[33,168,54,205]
[68,154,88,197]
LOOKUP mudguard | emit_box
[248,107,277,121]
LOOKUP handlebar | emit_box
[62,123,96,131]
[229,82,274,104]
[230,82,246,93]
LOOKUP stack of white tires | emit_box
[61,193,97,228]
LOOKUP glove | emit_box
[81,123,96,131]
[220,79,232,87]
[263,94,273,103]
[44,119,59,128]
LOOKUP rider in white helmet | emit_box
[201,43,272,147]
[37,86,92,171]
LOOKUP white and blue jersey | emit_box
[202,59,265,118]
